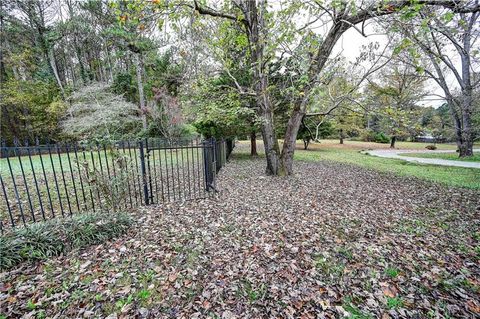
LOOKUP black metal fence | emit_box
[0,137,234,233]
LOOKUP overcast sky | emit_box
[335,26,455,108]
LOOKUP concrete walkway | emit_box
[364,149,480,169]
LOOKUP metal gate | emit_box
[140,138,234,205]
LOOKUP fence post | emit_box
[223,139,226,166]
[145,139,154,204]
[226,139,233,159]
[138,140,149,205]
[203,138,214,191]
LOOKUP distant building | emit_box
[414,134,446,143]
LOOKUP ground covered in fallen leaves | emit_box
[1,145,479,318]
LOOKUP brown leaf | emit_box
[467,300,480,314]
[382,285,398,298]
[202,300,211,310]
[168,273,177,283]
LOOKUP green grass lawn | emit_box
[397,152,480,162]
[0,147,198,176]
[237,140,480,189]
[307,139,459,150]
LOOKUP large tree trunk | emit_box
[459,92,474,157]
[459,30,474,157]
[135,53,147,130]
[250,131,258,156]
[259,105,280,175]
[276,21,350,175]
[246,0,280,175]
[279,105,305,175]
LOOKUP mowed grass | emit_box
[0,147,198,176]
[306,139,458,151]
[237,140,480,189]
[398,152,480,162]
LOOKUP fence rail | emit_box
[0,137,234,233]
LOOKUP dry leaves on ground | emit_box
[1,145,479,318]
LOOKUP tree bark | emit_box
[390,135,396,148]
[250,131,258,156]
[245,0,280,175]
[458,19,474,157]
[459,92,474,157]
[135,53,147,130]
[303,139,309,150]
[279,102,306,175]
[48,48,65,96]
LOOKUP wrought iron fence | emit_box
[0,137,234,233]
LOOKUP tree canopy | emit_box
[1,0,478,169]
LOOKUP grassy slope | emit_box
[238,140,480,189]
[397,152,480,162]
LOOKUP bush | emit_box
[359,129,377,142]
[0,212,133,270]
[61,83,142,142]
[373,132,390,143]
[78,149,133,213]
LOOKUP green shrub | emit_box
[359,129,377,142]
[0,212,133,270]
[373,132,390,143]
[360,130,392,143]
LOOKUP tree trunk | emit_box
[48,48,65,96]
[250,131,258,156]
[459,92,473,157]
[135,53,147,130]
[105,42,114,82]
[390,135,396,148]
[459,30,474,157]
[259,106,280,175]
[339,129,344,144]
[276,22,351,175]
[303,139,309,150]
[279,104,305,175]
[246,0,280,175]
[76,42,88,84]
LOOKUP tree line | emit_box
[1,0,478,175]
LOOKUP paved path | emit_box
[364,149,480,169]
